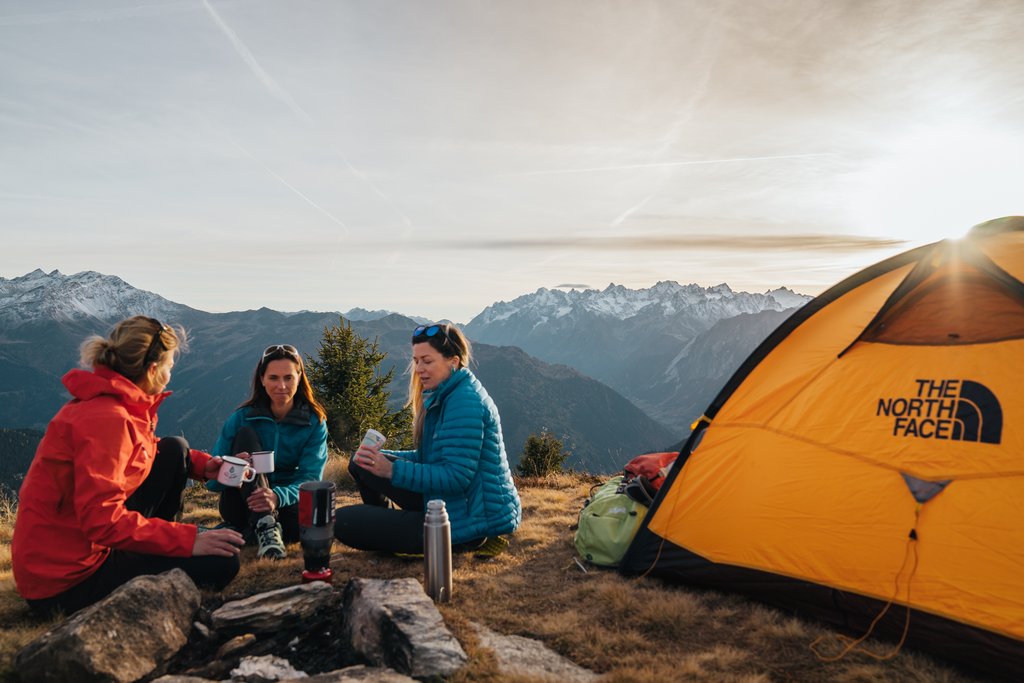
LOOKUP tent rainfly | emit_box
[621,216,1024,678]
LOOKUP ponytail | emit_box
[80,316,185,381]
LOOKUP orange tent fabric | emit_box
[622,217,1024,677]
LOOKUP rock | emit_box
[232,654,308,680]
[211,582,339,635]
[177,633,280,682]
[15,569,200,683]
[192,622,212,641]
[150,677,215,682]
[283,666,417,682]
[216,633,259,659]
[471,622,599,682]
[341,578,467,681]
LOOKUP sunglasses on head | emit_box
[144,318,172,364]
[412,324,453,346]
[262,344,299,361]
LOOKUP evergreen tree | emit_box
[306,318,412,452]
[517,429,568,477]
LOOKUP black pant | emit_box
[334,458,487,554]
[217,426,300,543]
[28,437,240,617]
[334,456,426,554]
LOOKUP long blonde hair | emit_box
[79,316,186,382]
[408,323,472,446]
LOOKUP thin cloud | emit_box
[503,153,836,177]
[425,234,907,252]
[201,0,312,123]
[611,192,658,227]
[555,283,590,289]
[226,138,349,234]
[0,2,191,25]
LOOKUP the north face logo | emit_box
[876,379,1002,444]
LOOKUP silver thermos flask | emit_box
[424,499,452,603]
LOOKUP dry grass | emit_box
[0,457,984,683]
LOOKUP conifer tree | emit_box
[306,318,412,452]
[517,429,568,477]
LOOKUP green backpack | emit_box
[574,475,649,567]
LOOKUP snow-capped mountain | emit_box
[470,281,806,327]
[464,281,812,432]
[0,269,192,326]
[343,307,431,325]
[765,286,811,309]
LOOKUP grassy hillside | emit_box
[0,457,980,682]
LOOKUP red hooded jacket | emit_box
[12,365,211,600]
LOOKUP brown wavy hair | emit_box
[241,344,326,423]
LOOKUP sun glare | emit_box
[850,123,1024,245]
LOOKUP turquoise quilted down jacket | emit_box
[388,367,521,544]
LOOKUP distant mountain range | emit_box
[342,307,430,325]
[464,282,810,431]
[0,270,687,481]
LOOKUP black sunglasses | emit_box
[412,324,452,347]
[262,344,299,361]
[144,318,172,365]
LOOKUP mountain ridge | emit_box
[464,279,811,432]
[0,269,194,325]
[0,270,682,476]
[469,280,807,327]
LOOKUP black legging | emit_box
[334,457,426,554]
[27,437,240,617]
[334,457,488,555]
[217,426,300,543]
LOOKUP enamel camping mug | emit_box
[216,456,256,487]
[250,450,275,474]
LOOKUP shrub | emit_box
[517,429,568,477]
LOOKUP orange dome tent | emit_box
[621,217,1024,677]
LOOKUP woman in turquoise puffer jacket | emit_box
[334,323,521,554]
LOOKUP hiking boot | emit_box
[254,514,286,560]
[474,536,509,559]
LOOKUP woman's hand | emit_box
[192,528,244,557]
[247,487,279,513]
[203,456,231,481]
[353,444,394,479]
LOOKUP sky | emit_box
[2,0,1023,323]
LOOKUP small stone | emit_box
[232,654,308,680]
[471,622,599,682]
[216,632,258,659]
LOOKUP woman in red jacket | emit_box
[12,316,244,616]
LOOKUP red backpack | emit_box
[623,451,678,491]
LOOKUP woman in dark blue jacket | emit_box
[335,323,521,554]
[209,344,328,560]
